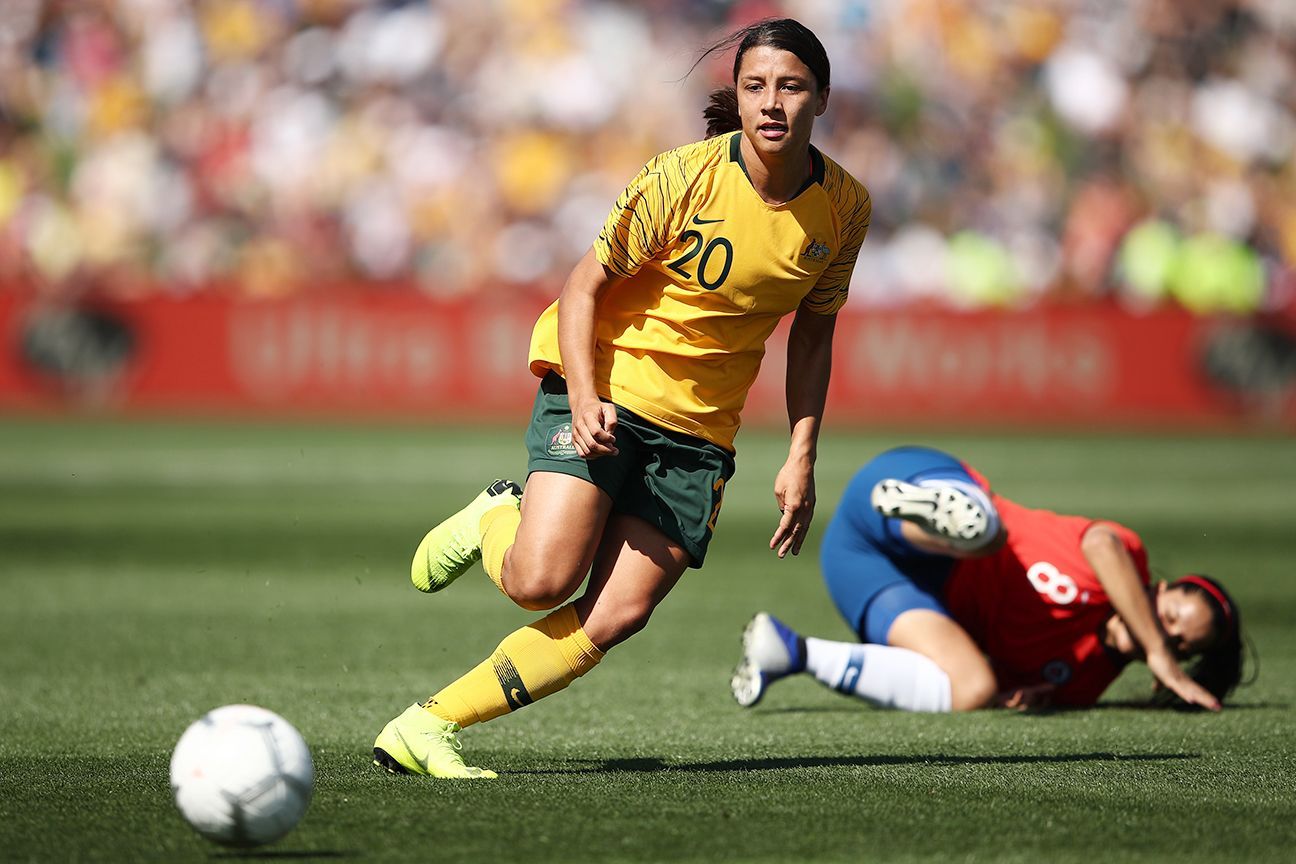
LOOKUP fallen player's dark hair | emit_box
[1153,574,1248,709]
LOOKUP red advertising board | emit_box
[1,292,1292,428]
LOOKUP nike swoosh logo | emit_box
[392,727,426,771]
[510,688,523,704]
[692,215,724,225]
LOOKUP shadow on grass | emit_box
[212,851,358,860]
[757,705,868,715]
[1076,700,1287,712]
[513,751,1200,775]
[758,701,1286,716]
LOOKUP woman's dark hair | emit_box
[1154,574,1247,709]
[694,18,831,138]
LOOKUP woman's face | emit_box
[735,45,828,160]
[1108,582,1218,658]
[1156,583,1218,657]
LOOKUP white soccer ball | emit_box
[169,704,314,848]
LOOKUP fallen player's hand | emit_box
[996,683,1056,711]
[1146,648,1221,711]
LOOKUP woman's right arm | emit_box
[557,248,623,459]
[1081,524,1221,710]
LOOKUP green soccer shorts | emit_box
[524,373,736,567]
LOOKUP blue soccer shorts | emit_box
[820,446,982,644]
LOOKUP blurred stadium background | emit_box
[0,0,1294,427]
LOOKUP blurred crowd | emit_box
[0,0,1293,312]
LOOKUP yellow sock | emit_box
[423,604,604,729]
[479,504,520,594]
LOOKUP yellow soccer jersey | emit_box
[529,131,871,451]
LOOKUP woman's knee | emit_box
[948,665,997,711]
[501,544,586,611]
[578,596,656,651]
[887,608,996,711]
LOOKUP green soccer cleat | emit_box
[372,704,498,780]
[410,479,522,593]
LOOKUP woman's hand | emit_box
[555,249,622,461]
[775,305,832,559]
[570,396,618,459]
[770,456,815,558]
[996,683,1056,711]
[1145,647,1222,711]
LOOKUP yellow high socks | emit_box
[479,503,520,594]
[424,604,604,728]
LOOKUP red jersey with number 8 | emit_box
[943,491,1151,706]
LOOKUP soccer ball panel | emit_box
[170,705,313,848]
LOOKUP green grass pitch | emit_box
[1,419,1293,862]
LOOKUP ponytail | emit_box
[704,87,741,138]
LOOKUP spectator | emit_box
[0,0,1290,312]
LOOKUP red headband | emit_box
[1175,575,1235,633]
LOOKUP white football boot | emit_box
[731,612,807,708]
[871,478,991,550]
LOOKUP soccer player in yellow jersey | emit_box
[373,18,872,779]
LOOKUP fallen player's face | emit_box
[1106,583,1218,660]
[1155,584,1217,658]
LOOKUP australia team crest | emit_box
[802,239,832,262]
[546,423,578,458]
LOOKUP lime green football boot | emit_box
[410,479,522,593]
[372,704,498,779]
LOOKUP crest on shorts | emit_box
[546,423,577,458]
[1041,659,1073,685]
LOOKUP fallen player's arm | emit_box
[1081,524,1220,711]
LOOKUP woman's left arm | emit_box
[770,306,837,558]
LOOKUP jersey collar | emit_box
[728,131,825,201]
